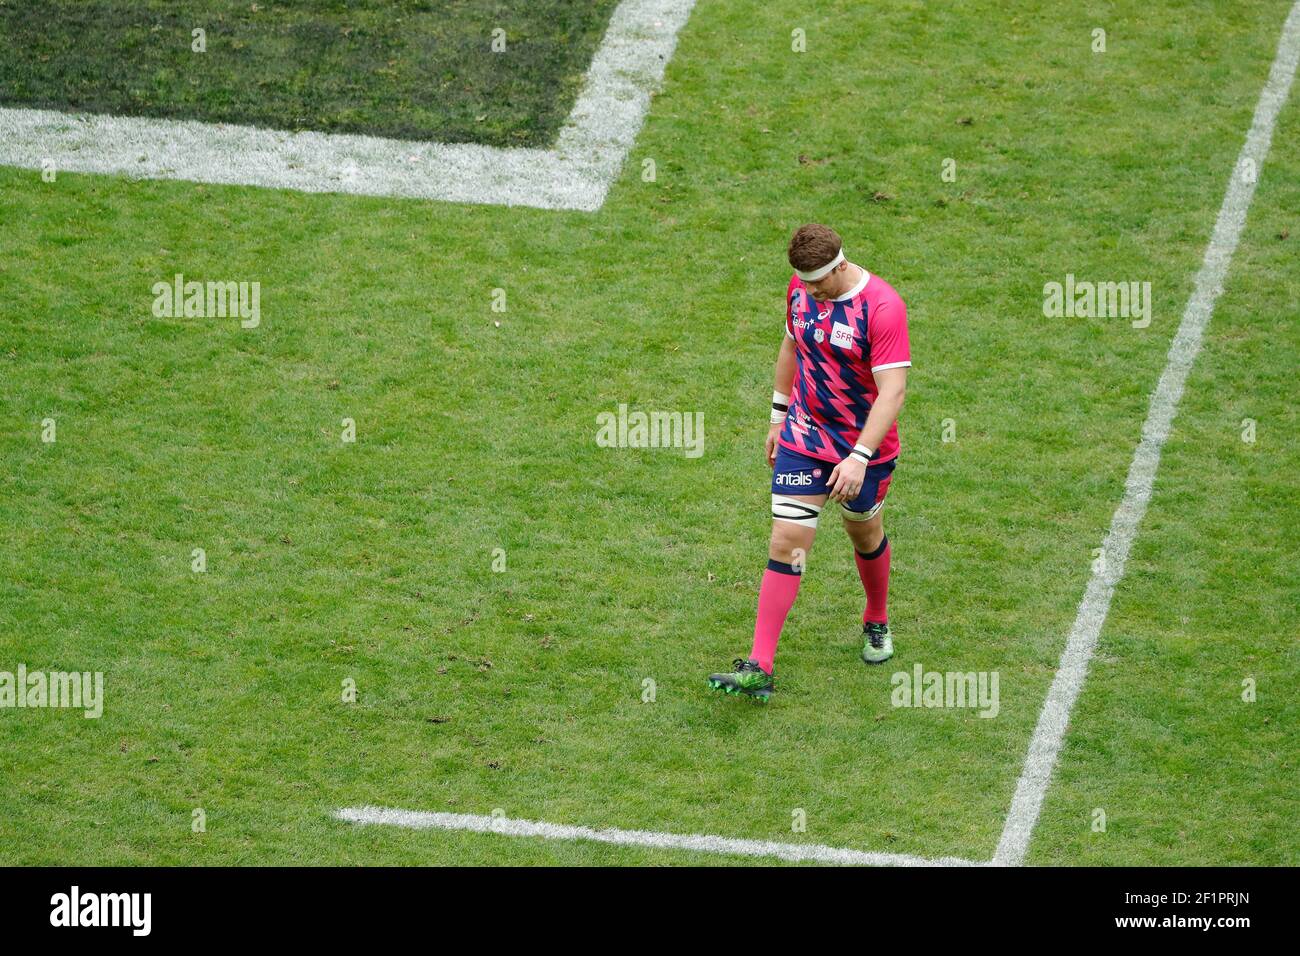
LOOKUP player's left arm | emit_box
[854,367,907,453]
[826,368,907,502]
[827,294,911,503]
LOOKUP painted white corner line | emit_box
[335,806,982,867]
[993,0,1300,868]
[0,0,696,211]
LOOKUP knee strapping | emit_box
[841,499,884,522]
[772,494,822,529]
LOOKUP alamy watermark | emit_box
[891,663,999,718]
[50,886,150,936]
[1043,274,1151,328]
[151,273,260,328]
[1,665,103,718]
[596,403,704,458]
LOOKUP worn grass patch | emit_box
[0,0,620,146]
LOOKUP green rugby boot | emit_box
[707,658,774,702]
[861,621,894,664]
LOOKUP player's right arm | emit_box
[766,334,797,467]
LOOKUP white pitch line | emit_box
[336,806,982,867]
[0,0,697,211]
[993,0,1300,868]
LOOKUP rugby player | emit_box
[708,224,911,702]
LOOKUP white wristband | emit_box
[771,390,790,424]
[850,444,873,463]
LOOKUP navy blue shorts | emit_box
[771,445,897,516]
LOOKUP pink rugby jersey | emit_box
[777,268,911,464]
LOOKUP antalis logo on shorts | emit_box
[775,472,813,486]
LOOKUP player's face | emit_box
[804,262,845,301]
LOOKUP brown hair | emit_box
[787,223,842,272]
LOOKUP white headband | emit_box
[795,249,845,282]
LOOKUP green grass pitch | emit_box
[0,0,1295,865]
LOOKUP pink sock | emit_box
[749,560,802,674]
[854,537,891,624]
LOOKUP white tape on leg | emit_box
[842,499,883,522]
[773,495,822,528]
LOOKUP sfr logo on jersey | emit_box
[830,322,854,348]
[775,472,814,487]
